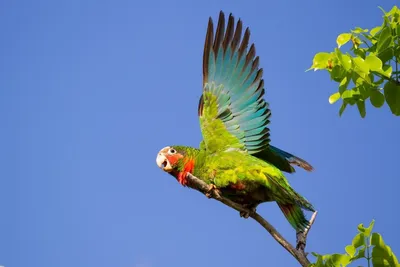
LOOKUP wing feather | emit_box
[199,11,271,154]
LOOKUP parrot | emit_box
[156,11,315,232]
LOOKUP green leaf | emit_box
[369,72,375,83]
[353,73,371,85]
[365,220,375,237]
[344,97,357,106]
[383,81,400,116]
[310,221,400,267]
[353,73,372,86]
[335,49,352,71]
[352,88,361,100]
[387,5,399,16]
[337,33,352,48]
[341,55,352,71]
[357,100,366,118]
[358,220,375,236]
[370,90,385,108]
[372,247,394,267]
[345,245,356,257]
[377,47,394,63]
[353,57,370,75]
[352,27,368,33]
[310,253,324,267]
[329,92,341,104]
[383,65,393,77]
[352,233,365,248]
[384,14,391,27]
[342,90,354,99]
[339,102,347,116]
[351,36,362,48]
[311,252,321,257]
[377,26,393,54]
[352,246,366,260]
[353,48,366,58]
[371,233,400,267]
[339,76,350,93]
[310,52,332,70]
[365,55,383,71]
[395,45,400,60]
[330,65,346,82]
[376,65,393,78]
[325,254,351,266]
[370,26,382,36]
[354,76,365,87]
[357,223,365,233]
[359,84,372,99]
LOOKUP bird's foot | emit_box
[205,184,217,198]
[240,205,257,219]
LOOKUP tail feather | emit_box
[268,145,314,172]
[277,203,310,232]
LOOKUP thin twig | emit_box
[186,173,314,267]
[305,211,318,238]
[371,71,398,85]
[296,211,318,251]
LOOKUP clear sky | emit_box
[1,0,399,266]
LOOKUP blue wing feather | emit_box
[199,11,271,154]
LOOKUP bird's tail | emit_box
[269,145,314,172]
[277,202,310,232]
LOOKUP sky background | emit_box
[1,0,400,266]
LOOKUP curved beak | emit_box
[156,152,173,172]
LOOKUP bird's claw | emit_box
[240,211,251,219]
[205,184,217,198]
[240,205,257,219]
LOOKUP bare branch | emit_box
[305,211,318,238]
[296,211,318,252]
[186,173,315,267]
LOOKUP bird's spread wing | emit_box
[198,11,271,155]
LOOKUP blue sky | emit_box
[1,0,399,266]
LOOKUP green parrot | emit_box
[156,11,315,231]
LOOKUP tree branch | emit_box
[186,173,316,267]
[296,211,318,251]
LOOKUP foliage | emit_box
[309,6,400,117]
[310,220,400,267]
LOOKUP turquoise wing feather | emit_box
[198,11,271,154]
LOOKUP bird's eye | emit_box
[169,148,176,154]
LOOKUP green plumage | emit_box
[157,11,315,232]
[171,143,314,231]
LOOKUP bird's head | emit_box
[156,146,185,173]
[156,146,196,186]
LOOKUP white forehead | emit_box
[158,146,170,153]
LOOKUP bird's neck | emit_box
[174,148,201,186]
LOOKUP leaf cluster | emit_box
[309,6,400,117]
[310,220,400,267]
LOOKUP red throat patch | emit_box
[230,182,246,190]
[177,159,195,186]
